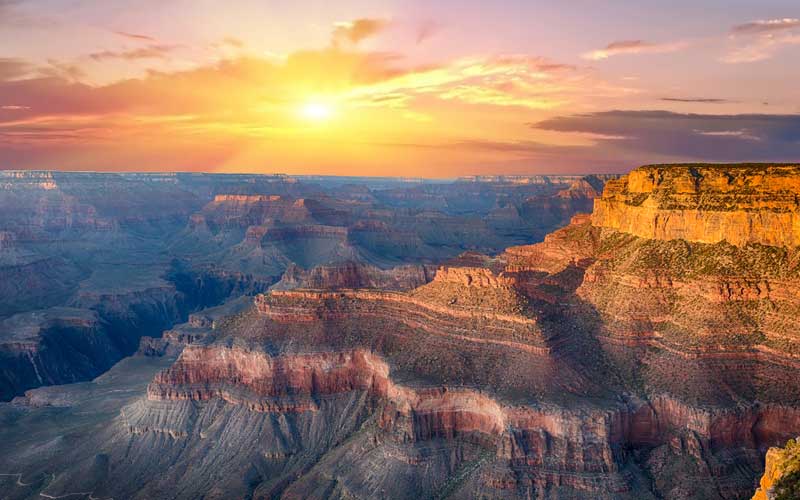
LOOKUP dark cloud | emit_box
[532,110,800,162]
[113,31,158,43]
[606,40,648,50]
[415,20,440,44]
[731,18,800,35]
[660,97,733,104]
[0,58,33,81]
[331,18,389,46]
[88,44,178,61]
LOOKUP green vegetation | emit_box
[598,231,799,279]
[641,163,800,170]
[410,280,531,316]
[774,438,800,500]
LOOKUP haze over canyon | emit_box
[3,1,800,498]
[0,164,797,499]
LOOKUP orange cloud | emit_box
[0,16,630,176]
[582,39,688,60]
[88,44,178,61]
[731,18,800,35]
[113,30,158,43]
[723,18,800,63]
[331,18,389,46]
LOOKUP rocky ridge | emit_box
[4,166,797,499]
[593,164,800,247]
[752,437,800,500]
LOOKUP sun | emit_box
[299,101,334,122]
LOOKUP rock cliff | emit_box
[273,261,436,291]
[593,164,800,247]
[752,438,800,500]
[3,166,800,499]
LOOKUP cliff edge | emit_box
[593,164,800,247]
[753,438,800,500]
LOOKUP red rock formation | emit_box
[593,164,800,247]
[432,265,517,288]
[147,344,800,496]
[274,261,435,291]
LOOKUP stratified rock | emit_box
[4,165,800,500]
[753,438,800,500]
[273,261,436,291]
[593,164,800,247]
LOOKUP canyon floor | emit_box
[1,166,799,499]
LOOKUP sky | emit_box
[1,0,799,177]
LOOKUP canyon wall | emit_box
[593,164,800,247]
[140,344,800,498]
[752,438,800,500]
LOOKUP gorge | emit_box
[1,165,799,499]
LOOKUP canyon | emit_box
[0,165,798,499]
[0,170,598,402]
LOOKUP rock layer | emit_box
[593,164,800,247]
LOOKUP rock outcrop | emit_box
[593,164,800,247]
[753,438,800,500]
[3,165,800,499]
[273,261,436,291]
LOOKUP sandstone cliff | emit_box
[593,164,800,247]
[753,438,800,500]
[4,166,800,500]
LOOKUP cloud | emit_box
[113,30,158,43]
[659,97,733,104]
[331,18,389,46]
[530,110,800,162]
[342,54,597,111]
[722,33,800,63]
[0,21,615,173]
[415,20,441,44]
[582,39,688,60]
[40,60,87,81]
[0,51,419,131]
[731,18,800,35]
[724,18,800,63]
[221,36,244,48]
[0,58,33,81]
[0,47,608,149]
[88,44,179,61]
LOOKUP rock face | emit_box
[0,170,604,402]
[273,261,436,291]
[3,165,800,499]
[752,438,800,500]
[593,164,800,247]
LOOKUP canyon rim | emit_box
[3,1,800,498]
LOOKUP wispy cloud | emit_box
[88,44,178,62]
[113,30,158,43]
[532,110,800,161]
[582,39,688,60]
[731,18,800,35]
[660,97,733,104]
[724,18,800,63]
[415,20,441,44]
[331,18,389,47]
[0,58,33,81]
